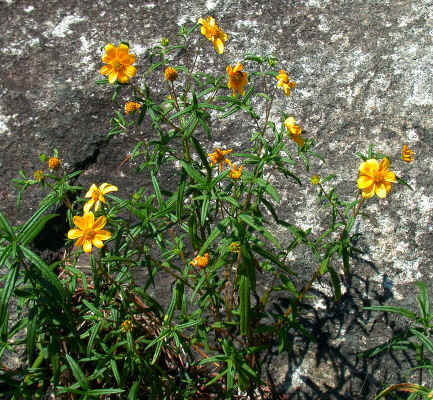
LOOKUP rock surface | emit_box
[1,0,432,398]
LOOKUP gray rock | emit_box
[1,0,432,398]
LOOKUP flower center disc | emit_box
[82,229,96,241]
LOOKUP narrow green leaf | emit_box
[239,275,250,336]
[128,381,140,400]
[199,218,230,254]
[66,354,89,391]
[409,328,433,356]
[328,267,341,301]
[180,160,206,184]
[251,244,296,275]
[176,172,187,221]
[151,172,162,207]
[19,246,66,301]
[0,262,17,339]
[200,197,209,227]
[364,306,417,320]
[319,257,329,275]
[87,388,125,395]
[0,211,14,240]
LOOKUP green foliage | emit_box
[0,20,414,399]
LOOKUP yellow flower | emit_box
[34,170,44,182]
[198,16,228,54]
[99,43,137,84]
[48,157,60,170]
[84,183,118,213]
[227,63,248,97]
[357,158,397,199]
[401,144,414,163]
[229,242,241,253]
[124,101,141,114]
[190,253,209,269]
[276,70,296,96]
[160,37,170,47]
[164,66,178,81]
[121,320,134,333]
[311,175,320,185]
[67,212,111,253]
[229,164,243,180]
[208,148,233,171]
[284,117,304,147]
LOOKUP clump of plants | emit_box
[0,18,415,399]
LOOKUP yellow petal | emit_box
[75,236,85,247]
[379,157,390,170]
[85,184,98,198]
[73,215,87,230]
[361,185,375,198]
[128,54,136,65]
[357,175,374,189]
[83,199,94,213]
[99,65,112,76]
[94,230,112,241]
[384,182,392,193]
[104,43,116,54]
[384,171,397,183]
[92,239,105,248]
[226,65,233,74]
[125,65,137,77]
[83,240,93,253]
[359,159,379,176]
[375,183,388,198]
[100,183,118,194]
[117,73,130,84]
[108,71,118,84]
[233,63,243,73]
[198,18,205,24]
[82,212,95,227]
[213,38,224,54]
[93,216,107,231]
[67,229,83,239]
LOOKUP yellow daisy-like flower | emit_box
[357,158,397,199]
[34,170,44,182]
[99,43,137,84]
[401,144,414,163]
[198,16,228,54]
[84,183,118,213]
[67,211,112,253]
[164,66,178,81]
[208,148,233,171]
[276,70,296,96]
[229,164,243,180]
[121,319,134,333]
[311,175,320,185]
[190,253,209,269]
[124,101,141,114]
[284,117,304,147]
[47,157,61,170]
[227,63,248,97]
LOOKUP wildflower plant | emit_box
[1,18,415,399]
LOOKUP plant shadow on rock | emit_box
[260,262,416,400]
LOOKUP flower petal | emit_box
[73,215,87,230]
[93,200,102,212]
[94,230,112,241]
[67,229,83,239]
[83,212,95,227]
[83,199,94,213]
[85,184,98,198]
[213,38,224,54]
[361,185,375,198]
[99,65,112,76]
[375,183,388,199]
[92,239,105,248]
[125,65,137,78]
[379,157,390,170]
[383,171,397,183]
[93,216,107,231]
[359,159,379,176]
[357,175,374,189]
[83,240,93,253]
[100,183,118,194]
[108,71,118,84]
